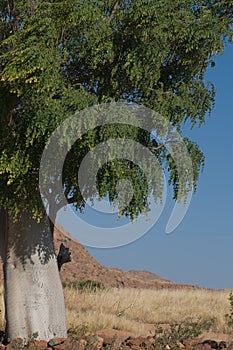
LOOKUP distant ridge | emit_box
[54,223,202,290]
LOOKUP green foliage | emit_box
[153,320,203,349]
[0,0,232,220]
[67,324,90,338]
[225,292,233,327]
[63,279,105,292]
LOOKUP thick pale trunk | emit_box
[0,209,67,342]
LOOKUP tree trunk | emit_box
[0,209,67,342]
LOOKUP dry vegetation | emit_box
[1,284,233,337]
[64,286,233,336]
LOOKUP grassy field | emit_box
[64,286,233,336]
[1,284,233,336]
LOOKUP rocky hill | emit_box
[54,223,172,289]
[0,223,200,290]
[54,223,201,290]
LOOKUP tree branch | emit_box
[150,140,171,151]
[109,0,119,23]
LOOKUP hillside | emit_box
[0,223,200,290]
[54,223,171,289]
[54,223,200,290]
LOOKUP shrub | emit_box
[68,323,89,338]
[153,320,203,350]
[63,279,105,292]
[225,292,233,327]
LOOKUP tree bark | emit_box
[0,209,67,342]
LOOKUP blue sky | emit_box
[58,43,233,290]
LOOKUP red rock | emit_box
[54,338,87,350]
[146,335,155,345]
[93,336,104,349]
[183,341,212,350]
[5,346,13,350]
[27,339,48,349]
[28,339,48,347]
[183,338,203,346]
[202,339,218,349]
[97,329,134,339]
[82,336,103,350]
[6,338,24,350]
[219,341,227,349]
[125,336,148,349]
[6,345,19,350]
[194,345,212,350]
[47,337,66,347]
[101,336,124,349]
[177,340,185,349]
[77,339,87,350]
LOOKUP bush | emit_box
[67,323,89,338]
[153,320,203,350]
[63,279,105,292]
[225,292,233,327]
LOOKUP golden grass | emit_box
[64,287,233,336]
[0,284,232,337]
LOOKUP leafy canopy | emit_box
[0,0,232,219]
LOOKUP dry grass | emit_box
[64,287,233,336]
[0,284,232,337]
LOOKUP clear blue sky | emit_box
[58,43,233,290]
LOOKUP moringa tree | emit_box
[0,0,232,342]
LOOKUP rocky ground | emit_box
[0,327,233,350]
[0,328,232,349]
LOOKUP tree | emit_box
[0,0,232,343]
